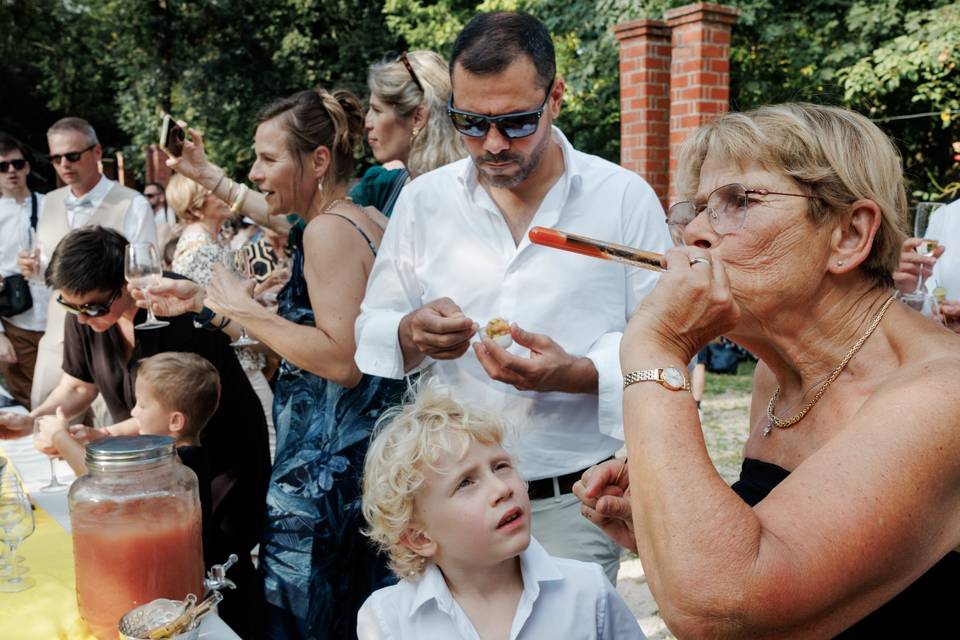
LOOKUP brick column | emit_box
[145,144,173,187]
[665,2,739,202]
[613,19,671,208]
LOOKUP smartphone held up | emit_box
[159,113,187,158]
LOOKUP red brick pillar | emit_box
[613,19,671,208]
[665,2,739,202]
[145,144,173,187]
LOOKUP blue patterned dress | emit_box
[261,221,404,639]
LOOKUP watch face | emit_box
[662,367,686,390]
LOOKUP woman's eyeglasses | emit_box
[56,288,122,317]
[447,80,554,140]
[398,52,424,93]
[0,159,27,172]
[667,183,821,244]
[49,145,96,165]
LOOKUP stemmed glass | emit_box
[0,480,35,592]
[222,250,259,347]
[18,225,41,283]
[899,291,945,326]
[913,202,945,293]
[125,243,170,330]
[32,418,66,492]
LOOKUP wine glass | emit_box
[913,202,945,293]
[18,225,41,283]
[899,291,945,326]
[0,482,35,592]
[222,250,259,347]
[32,418,66,493]
[125,243,170,330]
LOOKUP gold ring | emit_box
[689,257,710,267]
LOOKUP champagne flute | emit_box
[222,250,260,347]
[913,202,945,293]
[18,226,41,283]
[32,418,66,492]
[125,243,170,330]
[0,483,35,592]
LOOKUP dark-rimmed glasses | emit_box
[56,288,122,317]
[448,79,554,140]
[667,183,820,244]
[398,52,424,93]
[49,145,95,165]
[0,159,27,172]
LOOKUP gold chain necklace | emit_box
[323,196,354,214]
[763,294,897,437]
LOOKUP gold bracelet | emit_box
[230,183,249,214]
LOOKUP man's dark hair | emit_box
[0,133,27,157]
[449,12,555,89]
[144,181,164,192]
[46,226,128,294]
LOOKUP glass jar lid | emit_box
[85,435,176,471]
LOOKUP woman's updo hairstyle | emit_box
[256,87,365,183]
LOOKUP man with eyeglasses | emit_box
[0,133,48,408]
[24,117,157,415]
[356,11,671,583]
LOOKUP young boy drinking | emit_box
[34,351,220,476]
[359,380,644,640]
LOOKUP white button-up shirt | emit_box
[0,192,48,331]
[356,537,645,640]
[61,175,157,248]
[927,198,960,300]
[355,128,671,479]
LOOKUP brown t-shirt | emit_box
[62,306,270,553]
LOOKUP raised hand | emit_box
[893,237,945,294]
[573,458,637,553]
[131,277,205,317]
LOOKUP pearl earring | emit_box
[317,176,324,195]
[837,260,844,267]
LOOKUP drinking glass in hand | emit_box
[0,482,35,592]
[913,202,945,293]
[222,250,259,347]
[18,226,41,283]
[32,418,66,493]
[125,243,170,329]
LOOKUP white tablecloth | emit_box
[1,417,241,640]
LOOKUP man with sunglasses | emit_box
[0,133,48,408]
[356,11,671,583]
[0,225,268,636]
[24,117,157,416]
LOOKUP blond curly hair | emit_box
[361,378,508,579]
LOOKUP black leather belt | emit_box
[527,457,613,501]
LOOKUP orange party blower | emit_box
[528,226,664,272]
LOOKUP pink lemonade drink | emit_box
[72,497,204,639]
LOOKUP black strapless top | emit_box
[732,458,960,638]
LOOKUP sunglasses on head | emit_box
[447,79,554,140]
[397,52,424,93]
[0,159,27,172]
[56,288,122,317]
[49,145,96,165]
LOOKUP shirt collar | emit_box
[67,174,111,208]
[407,536,564,617]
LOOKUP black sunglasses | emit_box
[57,288,122,317]
[0,159,27,172]
[49,145,96,165]
[448,80,554,140]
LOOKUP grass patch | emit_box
[704,359,756,398]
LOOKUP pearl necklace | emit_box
[323,196,354,214]
[763,294,897,437]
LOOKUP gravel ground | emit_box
[615,386,753,638]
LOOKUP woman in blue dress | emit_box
[140,88,405,638]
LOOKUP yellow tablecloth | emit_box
[0,446,96,640]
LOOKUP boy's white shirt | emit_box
[357,537,645,640]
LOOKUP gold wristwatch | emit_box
[623,367,690,391]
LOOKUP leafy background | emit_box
[2,0,958,203]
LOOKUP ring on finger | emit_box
[689,257,710,267]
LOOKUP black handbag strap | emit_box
[29,192,38,229]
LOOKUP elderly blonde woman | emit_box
[165,173,276,458]
[575,103,959,638]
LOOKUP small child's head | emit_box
[362,379,529,580]
[131,352,221,443]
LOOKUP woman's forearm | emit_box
[199,165,290,235]
[230,301,361,387]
